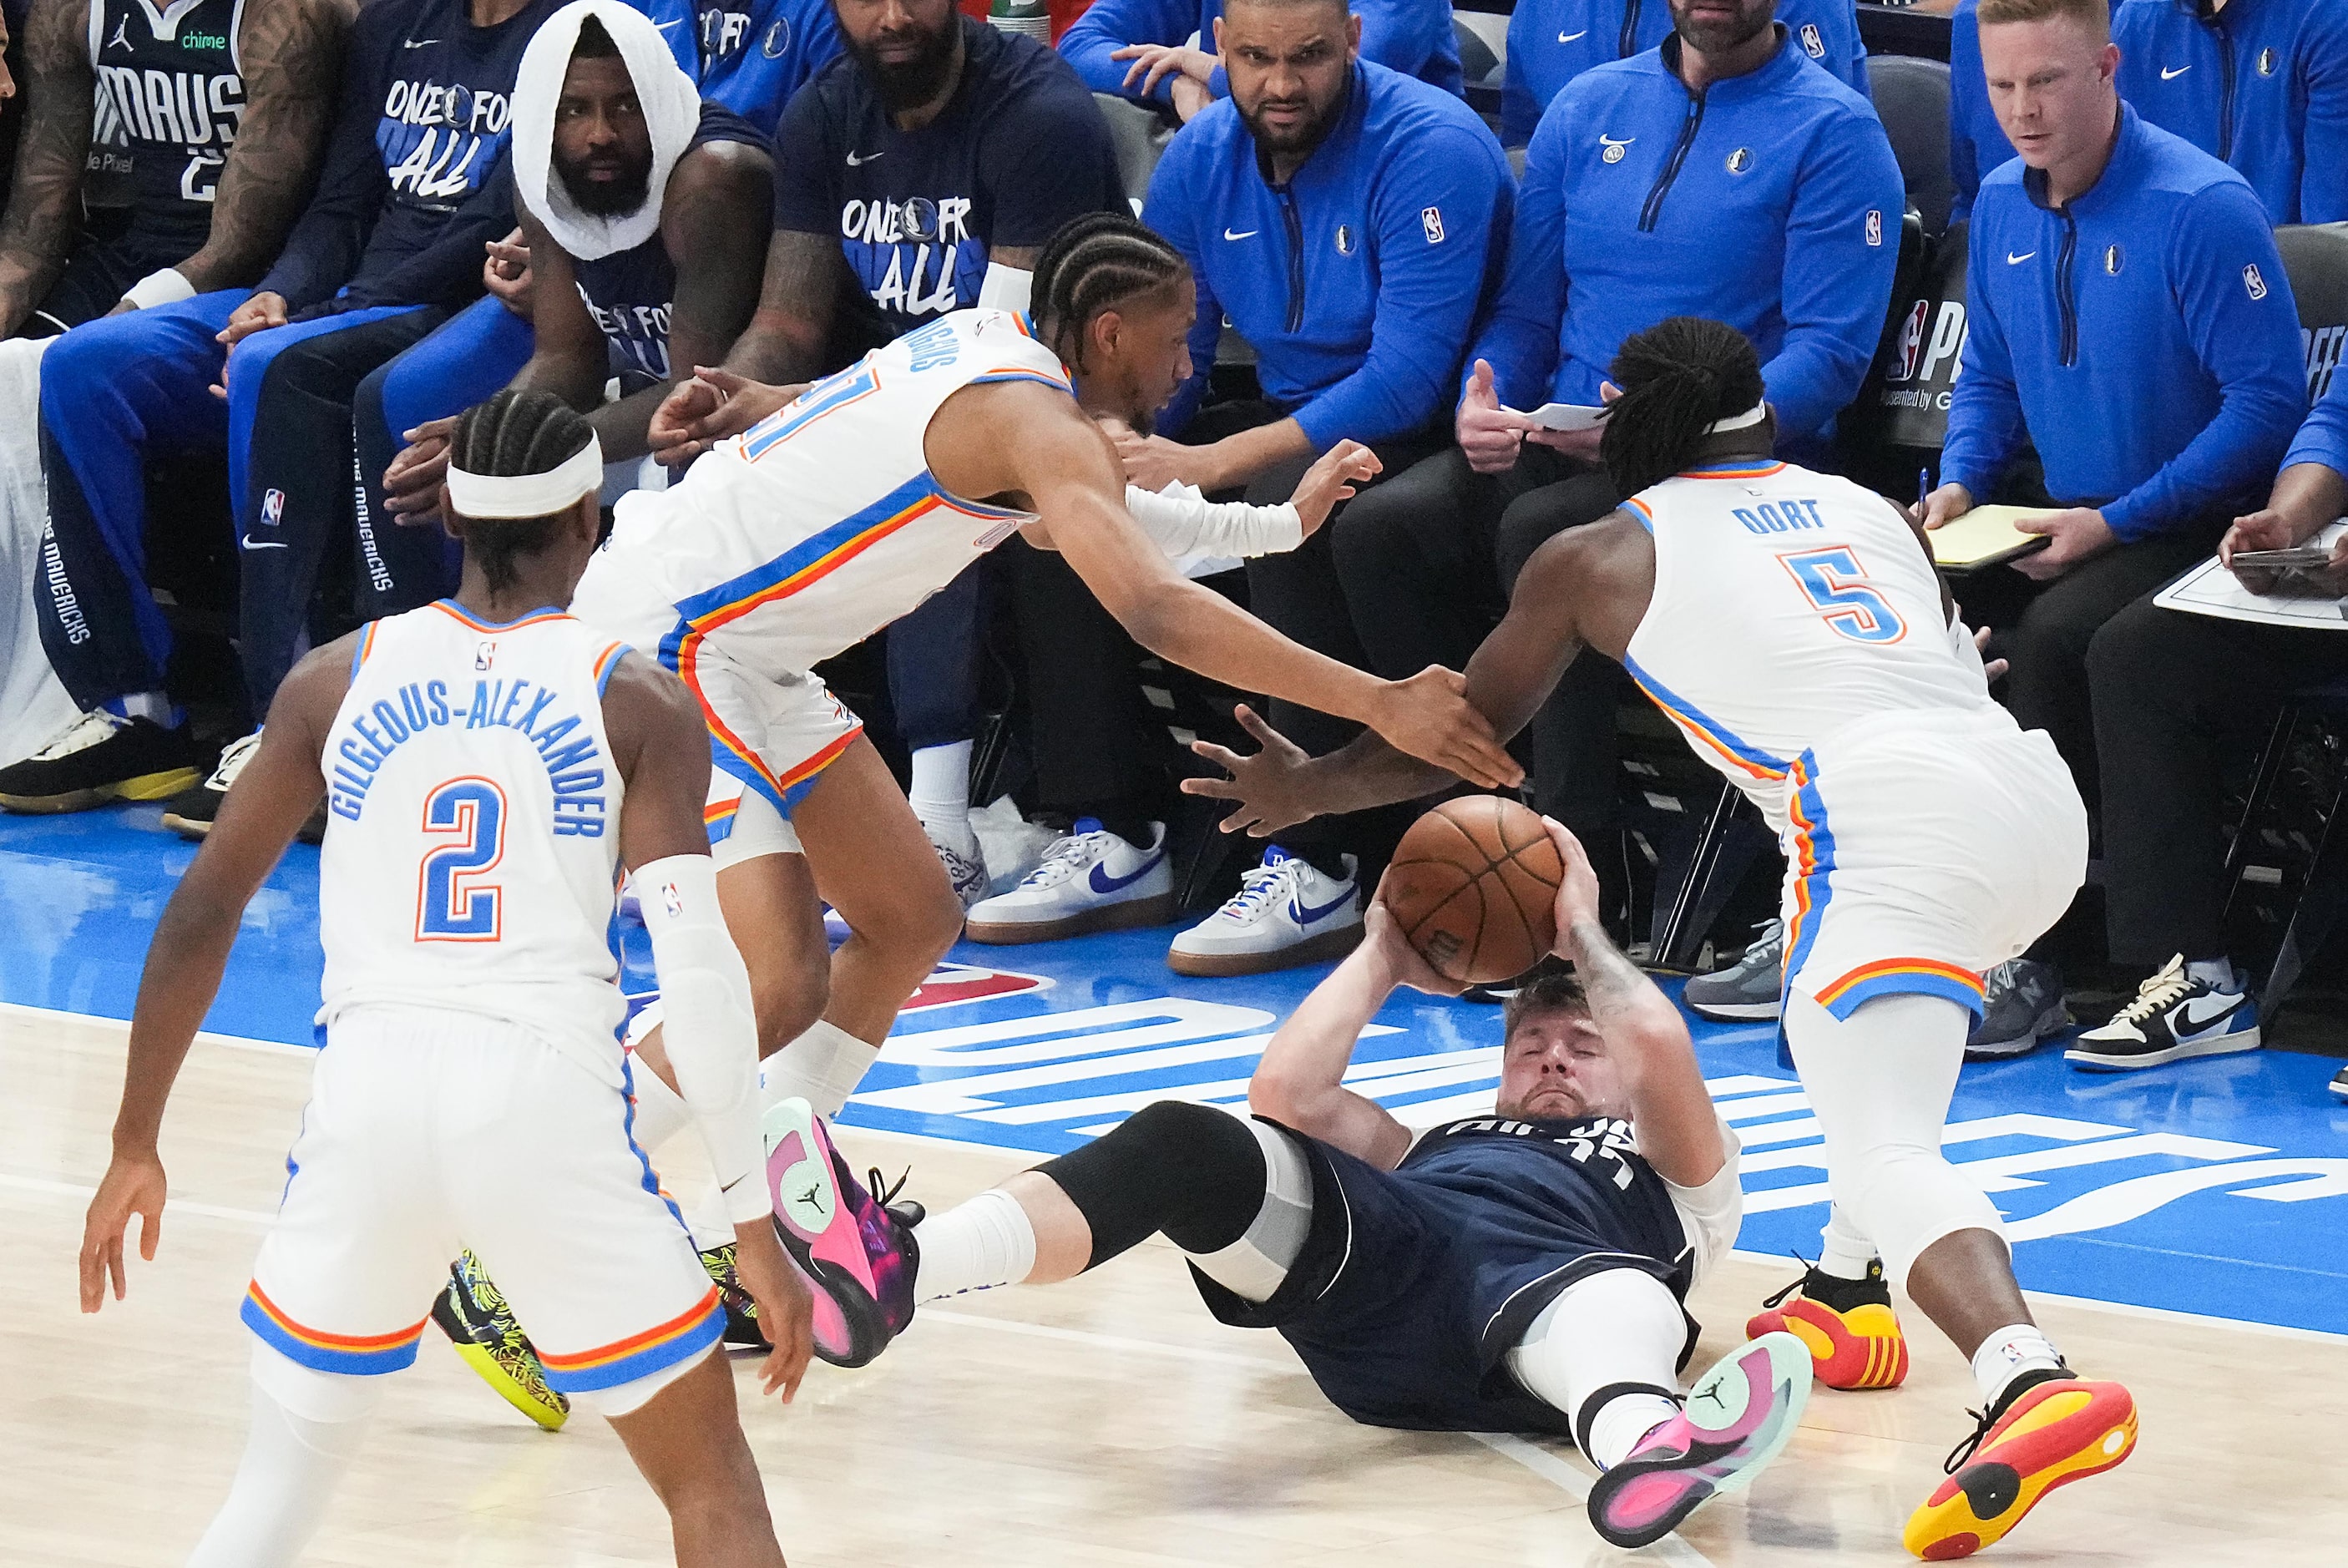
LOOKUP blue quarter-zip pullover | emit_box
[1942,104,2306,540]
[2285,357,2348,476]
[2114,0,2348,225]
[1061,0,1463,107]
[1144,61,1511,448]
[1473,30,1902,443]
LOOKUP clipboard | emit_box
[1929,505,2059,571]
[1520,402,1612,433]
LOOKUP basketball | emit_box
[1379,797,1566,985]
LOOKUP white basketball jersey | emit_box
[1620,460,1997,832]
[316,602,631,1078]
[579,307,1071,677]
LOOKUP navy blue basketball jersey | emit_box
[570,103,764,387]
[767,15,1121,351]
[694,0,838,134]
[84,0,248,255]
[1399,1115,1698,1300]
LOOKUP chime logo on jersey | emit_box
[840,194,981,317]
[1420,206,1445,245]
[2244,263,2269,301]
[382,76,512,201]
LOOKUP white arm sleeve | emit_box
[977,261,1033,313]
[635,854,770,1226]
[1661,1117,1743,1287]
[1124,482,1305,561]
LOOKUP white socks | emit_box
[188,1353,376,1567]
[1816,1203,1877,1282]
[908,741,974,845]
[759,1019,881,1120]
[913,1188,1037,1304]
[1971,1323,2065,1409]
[104,690,174,726]
[1505,1269,1688,1469]
[2186,956,2236,990]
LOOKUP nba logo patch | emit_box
[260,488,285,529]
[1865,209,1883,247]
[1726,148,1752,175]
[1335,224,1354,255]
[475,640,497,671]
[2244,263,2269,301]
[764,18,790,56]
[660,882,684,918]
[1800,23,1824,57]
[1420,206,1445,245]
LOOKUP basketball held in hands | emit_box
[1379,797,1565,984]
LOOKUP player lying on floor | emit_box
[775,814,1814,1552]
[76,391,812,1568]
[1176,315,2139,1560]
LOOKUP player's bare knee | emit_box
[749,962,828,1059]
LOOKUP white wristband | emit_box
[121,268,196,311]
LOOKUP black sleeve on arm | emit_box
[256,16,387,310]
[345,160,514,312]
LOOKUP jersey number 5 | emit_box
[417,778,507,941]
[1779,546,1908,645]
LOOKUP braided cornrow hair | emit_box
[1030,212,1190,372]
[1597,316,1768,502]
[446,388,597,594]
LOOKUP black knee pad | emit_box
[1035,1100,1271,1269]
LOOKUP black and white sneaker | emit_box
[0,710,197,814]
[2330,1065,2346,1100]
[1682,918,1784,1021]
[1965,959,2072,1060]
[160,730,262,839]
[2066,954,2261,1072]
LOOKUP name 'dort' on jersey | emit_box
[327,674,609,837]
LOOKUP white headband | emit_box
[444,435,604,519]
[1705,401,1769,433]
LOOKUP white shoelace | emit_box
[27,710,126,761]
[204,730,265,792]
[1213,858,1301,923]
[1014,829,1116,891]
[1739,916,1785,962]
[2108,957,2195,1027]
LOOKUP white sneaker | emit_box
[964,818,1177,943]
[927,824,989,908]
[1166,846,1363,977]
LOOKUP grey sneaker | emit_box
[2332,1064,2347,1100]
[1683,918,1785,1021]
[1964,959,2072,1060]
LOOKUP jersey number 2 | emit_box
[417,778,507,941]
[1779,546,1908,645]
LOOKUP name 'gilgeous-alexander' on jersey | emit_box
[326,676,607,832]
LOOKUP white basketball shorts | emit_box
[240,1005,723,1404]
[1779,707,2087,1020]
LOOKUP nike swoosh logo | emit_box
[402,38,439,48]
[1089,851,1166,894]
[1599,134,1635,147]
[2161,64,2191,79]
[1559,29,1587,42]
[2006,250,2037,264]
[658,17,684,26]
[2178,993,2245,1032]
[846,149,883,165]
[240,535,289,550]
[1290,888,1354,925]
[1223,227,1258,240]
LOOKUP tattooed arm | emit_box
[0,0,93,336]
[1544,818,1727,1191]
[172,0,352,294]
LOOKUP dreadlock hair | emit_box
[1501,969,1591,1041]
[446,389,597,594]
[1029,212,1191,373]
[1597,316,1768,501]
[573,14,620,58]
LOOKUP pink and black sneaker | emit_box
[1586,1331,1814,1550]
[762,1097,918,1368]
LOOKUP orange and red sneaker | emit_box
[1745,1259,1909,1391]
[1903,1373,2138,1560]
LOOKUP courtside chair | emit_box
[1866,53,1954,240]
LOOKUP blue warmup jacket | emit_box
[1062,0,1462,105]
[2285,361,2348,476]
[694,0,842,132]
[1948,0,2008,227]
[1941,104,2306,540]
[257,0,569,315]
[2113,0,2348,225]
[1500,0,1867,147]
[1143,61,1511,448]
[1473,31,1903,443]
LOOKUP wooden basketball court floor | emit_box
[6,1010,2343,1568]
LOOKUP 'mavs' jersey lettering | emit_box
[320,602,630,1076]
[85,0,248,255]
[769,16,1121,349]
[571,103,765,387]
[695,0,839,132]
